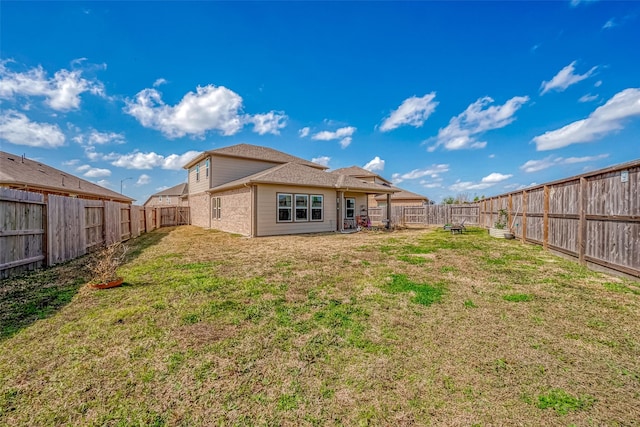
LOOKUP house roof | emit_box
[210,162,397,194]
[183,143,328,170]
[142,182,188,205]
[0,151,135,203]
[331,165,392,185]
[153,182,188,197]
[374,188,429,202]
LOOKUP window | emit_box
[311,195,323,221]
[158,195,163,203]
[277,193,292,222]
[345,198,356,219]
[212,197,221,219]
[196,164,200,182]
[295,194,308,221]
[166,196,171,204]
[205,159,210,178]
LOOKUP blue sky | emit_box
[1,1,638,203]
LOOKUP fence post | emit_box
[522,190,528,242]
[508,194,513,230]
[578,177,587,265]
[543,185,549,250]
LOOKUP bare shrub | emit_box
[88,242,129,284]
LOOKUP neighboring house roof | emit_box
[211,162,397,194]
[143,182,188,205]
[0,151,134,203]
[375,189,429,202]
[154,182,188,197]
[183,143,327,170]
[331,165,393,185]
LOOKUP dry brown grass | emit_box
[1,225,638,426]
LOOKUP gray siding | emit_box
[211,156,280,188]
[187,156,211,195]
[256,185,337,236]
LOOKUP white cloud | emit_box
[533,88,640,150]
[447,172,512,192]
[249,111,288,135]
[299,127,310,138]
[427,96,529,151]
[520,156,559,173]
[570,0,598,7]
[391,164,449,184]
[311,156,330,167]
[74,129,125,146]
[420,182,443,189]
[96,179,112,188]
[594,80,602,88]
[62,159,80,166]
[481,172,512,183]
[578,93,599,103]
[0,111,65,148]
[520,154,609,172]
[153,78,167,87]
[136,174,151,185]
[379,93,438,132]
[312,126,356,149]
[0,61,104,111]
[83,167,111,178]
[363,156,385,172]
[540,61,598,95]
[602,18,616,29]
[563,154,609,164]
[155,186,169,191]
[107,150,201,170]
[123,85,244,138]
[449,180,494,192]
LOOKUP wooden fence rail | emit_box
[1,189,190,279]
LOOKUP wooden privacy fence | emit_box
[369,204,479,227]
[0,189,191,278]
[479,160,639,278]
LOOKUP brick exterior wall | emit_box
[212,187,252,236]
[189,192,210,228]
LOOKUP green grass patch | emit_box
[536,389,595,415]
[385,274,445,306]
[502,293,534,302]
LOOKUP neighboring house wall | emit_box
[187,157,211,195]
[211,187,252,236]
[376,199,425,208]
[189,192,210,228]
[256,185,337,237]
[211,157,279,188]
[145,195,186,207]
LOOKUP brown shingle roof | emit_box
[331,165,392,185]
[374,188,429,202]
[183,143,327,170]
[153,182,188,197]
[0,151,134,202]
[211,163,397,194]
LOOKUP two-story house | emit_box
[183,144,396,237]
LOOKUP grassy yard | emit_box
[1,226,639,426]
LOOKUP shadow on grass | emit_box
[0,228,169,341]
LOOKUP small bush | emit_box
[537,388,595,415]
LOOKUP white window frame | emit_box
[310,195,323,221]
[205,159,210,178]
[345,197,356,219]
[196,164,200,182]
[294,194,309,222]
[277,193,293,222]
[166,196,171,204]
[212,197,221,220]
